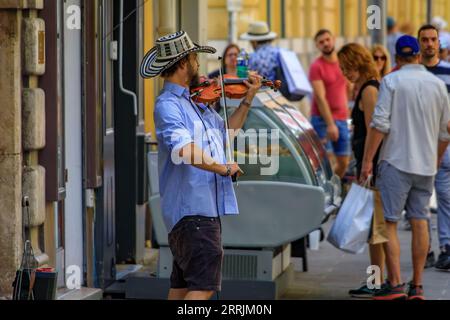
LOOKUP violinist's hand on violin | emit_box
[198,75,209,83]
[243,72,263,100]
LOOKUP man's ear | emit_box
[179,57,189,70]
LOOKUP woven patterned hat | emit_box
[140,31,216,78]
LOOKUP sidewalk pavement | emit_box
[282,215,450,300]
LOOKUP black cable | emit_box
[186,97,223,301]
[103,0,150,40]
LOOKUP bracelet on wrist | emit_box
[221,165,231,177]
[240,100,251,108]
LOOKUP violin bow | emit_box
[217,57,241,186]
[218,57,233,162]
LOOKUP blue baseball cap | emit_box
[396,35,420,57]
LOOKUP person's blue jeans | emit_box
[435,146,450,248]
[310,116,351,157]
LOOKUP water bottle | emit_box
[236,49,249,79]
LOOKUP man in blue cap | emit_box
[362,35,450,300]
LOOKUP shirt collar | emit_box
[401,64,426,71]
[425,60,443,69]
[255,43,272,51]
[163,81,190,98]
[197,103,208,112]
[163,80,209,112]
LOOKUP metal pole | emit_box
[229,11,238,44]
[340,0,345,38]
[280,0,286,38]
[227,0,242,44]
[369,0,387,47]
[427,0,433,24]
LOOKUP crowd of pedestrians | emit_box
[308,21,450,300]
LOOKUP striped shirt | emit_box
[426,60,450,170]
[426,60,450,94]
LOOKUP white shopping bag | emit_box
[327,183,375,254]
[278,49,313,96]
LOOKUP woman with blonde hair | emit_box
[371,45,392,78]
[338,43,386,298]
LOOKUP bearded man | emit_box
[140,31,261,300]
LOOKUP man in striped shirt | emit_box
[419,24,450,271]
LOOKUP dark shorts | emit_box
[168,216,223,292]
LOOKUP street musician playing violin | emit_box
[140,31,262,301]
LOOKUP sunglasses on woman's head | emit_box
[373,55,387,61]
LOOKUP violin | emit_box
[190,74,282,104]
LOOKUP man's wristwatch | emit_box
[240,99,251,108]
[222,164,232,177]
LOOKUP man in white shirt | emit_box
[361,35,450,300]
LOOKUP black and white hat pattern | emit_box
[140,31,216,78]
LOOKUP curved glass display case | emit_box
[220,90,341,220]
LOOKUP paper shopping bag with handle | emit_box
[368,188,389,245]
[327,182,374,254]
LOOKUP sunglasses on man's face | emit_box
[373,55,387,61]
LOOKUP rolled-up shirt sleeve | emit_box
[154,98,193,153]
[371,78,393,133]
[439,92,450,142]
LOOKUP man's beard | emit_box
[189,73,201,90]
[422,48,437,59]
[187,61,199,88]
[322,47,335,56]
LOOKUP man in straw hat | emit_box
[140,31,261,300]
[241,21,280,81]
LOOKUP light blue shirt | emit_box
[371,64,450,176]
[154,81,239,232]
